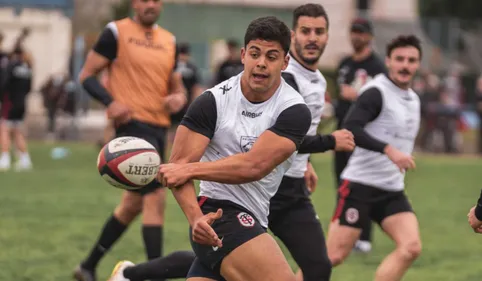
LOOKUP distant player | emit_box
[110,16,311,281]
[212,39,244,85]
[0,47,33,171]
[333,17,387,252]
[73,0,188,280]
[270,4,353,281]
[327,35,423,281]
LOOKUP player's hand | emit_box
[340,85,358,101]
[165,93,187,114]
[384,145,416,172]
[192,209,223,247]
[107,101,131,125]
[304,162,318,193]
[467,206,482,233]
[158,163,191,188]
[331,129,355,151]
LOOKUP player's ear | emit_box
[290,30,295,41]
[241,47,246,64]
[282,53,289,70]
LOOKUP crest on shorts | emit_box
[240,136,257,153]
[237,212,255,227]
[345,208,359,224]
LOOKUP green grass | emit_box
[0,142,481,280]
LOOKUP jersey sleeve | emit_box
[281,72,299,92]
[180,91,217,139]
[342,87,387,153]
[268,103,311,149]
[92,23,118,61]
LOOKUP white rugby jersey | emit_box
[341,74,421,191]
[282,53,326,178]
[181,73,311,227]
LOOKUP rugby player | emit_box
[327,35,423,281]
[73,0,188,280]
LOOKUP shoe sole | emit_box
[109,261,127,279]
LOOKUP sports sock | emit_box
[142,225,162,260]
[81,214,127,270]
[123,251,196,281]
[359,220,373,242]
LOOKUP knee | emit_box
[328,249,346,267]
[398,240,422,261]
[115,196,142,223]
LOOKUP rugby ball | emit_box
[97,136,161,190]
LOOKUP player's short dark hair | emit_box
[244,16,291,55]
[227,39,239,49]
[292,3,329,29]
[177,43,190,55]
[386,35,422,59]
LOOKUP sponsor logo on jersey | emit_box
[241,110,262,118]
[240,136,257,152]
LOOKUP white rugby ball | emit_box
[97,136,161,190]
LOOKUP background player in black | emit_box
[333,17,386,252]
[0,47,33,171]
[170,43,204,126]
[212,39,244,85]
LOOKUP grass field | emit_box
[1,142,482,281]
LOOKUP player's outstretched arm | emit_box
[162,91,224,246]
[181,103,311,184]
[167,125,210,225]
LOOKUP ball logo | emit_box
[125,165,157,176]
[345,208,359,224]
[237,212,255,227]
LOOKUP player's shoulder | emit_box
[153,25,176,42]
[358,75,384,96]
[338,54,353,66]
[207,73,239,98]
[279,79,306,106]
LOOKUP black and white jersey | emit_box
[341,74,420,191]
[181,73,311,227]
[281,53,326,178]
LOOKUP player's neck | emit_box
[240,76,280,103]
[132,16,155,29]
[352,47,372,62]
[289,51,317,72]
[387,74,410,90]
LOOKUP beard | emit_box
[294,40,325,66]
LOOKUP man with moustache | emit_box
[327,35,423,281]
[333,17,386,253]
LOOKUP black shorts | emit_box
[332,180,414,228]
[115,120,167,195]
[269,176,332,281]
[187,197,266,280]
[1,101,25,121]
